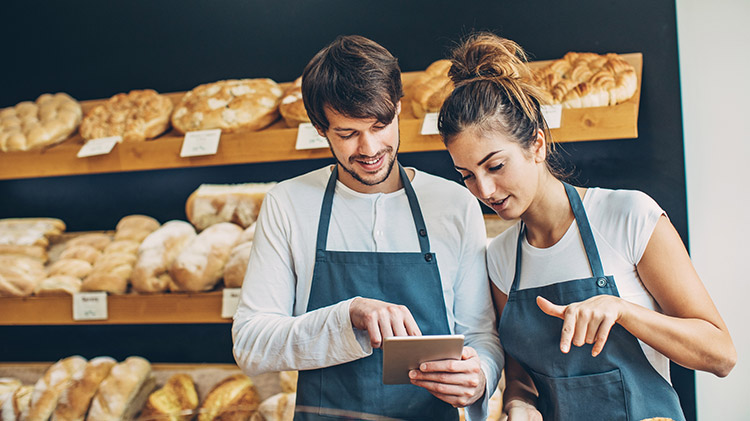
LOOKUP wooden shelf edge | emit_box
[0,53,642,181]
[0,292,231,326]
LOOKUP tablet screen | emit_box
[381,334,465,385]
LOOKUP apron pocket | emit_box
[530,367,628,421]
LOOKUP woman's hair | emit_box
[301,35,404,133]
[438,32,562,176]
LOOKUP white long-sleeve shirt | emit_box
[232,165,503,419]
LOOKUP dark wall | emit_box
[0,1,693,419]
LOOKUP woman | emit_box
[437,33,736,421]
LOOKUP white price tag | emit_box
[76,136,121,158]
[72,292,108,321]
[541,104,562,129]
[221,288,242,319]
[420,113,440,136]
[295,123,328,150]
[180,129,221,157]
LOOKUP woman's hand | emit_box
[536,295,625,357]
[504,400,543,421]
[409,346,486,408]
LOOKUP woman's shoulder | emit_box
[584,187,663,221]
[487,220,523,256]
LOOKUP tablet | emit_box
[381,334,465,385]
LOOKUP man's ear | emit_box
[395,100,402,116]
[315,125,327,138]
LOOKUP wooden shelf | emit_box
[0,53,641,181]
[0,291,228,326]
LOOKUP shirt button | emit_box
[419,228,427,237]
[597,278,607,287]
[424,253,432,262]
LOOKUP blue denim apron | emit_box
[294,164,458,421]
[497,182,685,421]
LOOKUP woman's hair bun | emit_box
[448,32,533,85]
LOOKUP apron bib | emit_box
[497,182,685,421]
[295,164,458,421]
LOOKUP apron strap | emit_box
[563,182,605,278]
[510,222,525,293]
[315,164,431,255]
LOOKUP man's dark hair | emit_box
[301,35,404,133]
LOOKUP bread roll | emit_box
[0,217,65,235]
[1,384,33,421]
[80,273,128,295]
[52,357,117,421]
[47,259,93,279]
[0,255,46,297]
[116,215,160,233]
[66,234,112,252]
[86,356,156,421]
[0,244,48,262]
[254,393,294,421]
[103,240,140,256]
[24,356,88,421]
[59,245,103,265]
[196,374,260,421]
[185,183,275,231]
[34,275,82,296]
[138,374,198,421]
[131,221,196,293]
[170,222,242,292]
[222,241,253,288]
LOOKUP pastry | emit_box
[0,93,82,152]
[172,79,283,134]
[79,89,173,142]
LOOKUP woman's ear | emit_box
[532,129,547,163]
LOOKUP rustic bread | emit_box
[411,59,454,118]
[116,215,160,233]
[24,356,88,421]
[172,79,283,134]
[138,374,198,421]
[66,234,113,252]
[60,245,103,265]
[0,93,82,152]
[86,356,156,421]
[34,275,83,296]
[0,255,47,297]
[185,183,275,231]
[170,222,243,292]
[103,240,140,256]
[223,241,253,288]
[278,77,309,128]
[0,378,22,413]
[52,357,117,421]
[1,384,33,421]
[196,374,260,421]
[80,90,173,142]
[47,259,94,279]
[131,221,196,293]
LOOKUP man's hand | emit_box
[408,346,486,408]
[349,297,421,348]
[504,400,543,420]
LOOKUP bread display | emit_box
[24,356,87,421]
[52,357,117,421]
[138,374,198,421]
[0,217,66,262]
[185,183,275,231]
[278,77,309,128]
[79,90,174,142]
[131,221,197,293]
[0,255,47,297]
[1,384,33,421]
[87,356,156,421]
[411,59,454,118]
[171,79,283,134]
[196,374,260,421]
[0,93,82,152]
[34,275,83,296]
[223,241,253,288]
[251,393,294,421]
[170,222,243,292]
[532,51,637,108]
[81,252,137,295]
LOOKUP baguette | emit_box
[52,357,117,421]
[86,356,156,421]
[24,356,88,421]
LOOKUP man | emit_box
[232,35,502,420]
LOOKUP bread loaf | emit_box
[48,259,94,279]
[131,221,196,293]
[223,241,253,288]
[138,374,198,421]
[254,393,294,421]
[0,244,48,262]
[79,90,173,142]
[0,255,47,297]
[1,384,33,421]
[185,183,275,231]
[411,59,453,118]
[59,245,103,265]
[116,215,160,233]
[86,356,156,421]
[80,273,128,295]
[278,77,309,128]
[0,94,82,152]
[34,275,83,296]
[66,234,112,252]
[196,374,260,421]
[170,222,243,292]
[103,240,140,256]
[52,357,117,421]
[278,371,298,394]
[0,217,65,235]
[0,378,22,413]
[238,223,256,244]
[24,356,88,421]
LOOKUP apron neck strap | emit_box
[509,182,604,293]
[315,163,430,254]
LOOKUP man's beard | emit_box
[329,129,401,187]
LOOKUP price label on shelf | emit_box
[420,113,440,136]
[541,104,562,129]
[72,292,108,321]
[221,288,242,319]
[180,129,221,157]
[76,136,122,158]
[295,123,328,150]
